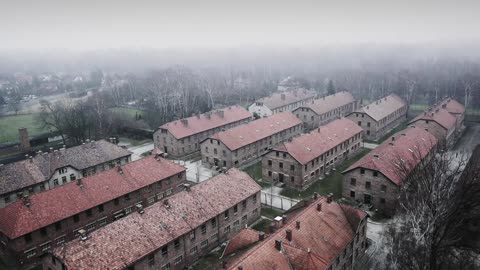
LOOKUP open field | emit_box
[280,148,371,199]
[0,114,50,143]
[110,107,145,119]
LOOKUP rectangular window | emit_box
[166,188,173,196]
[161,246,168,256]
[114,198,119,206]
[86,222,95,232]
[224,225,231,234]
[97,217,108,227]
[55,235,66,245]
[40,227,47,237]
[381,185,387,192]
[365,182,371,189]
[190,230,195,240]
[53,179,59,186]
[148,254,155,266]
[268,160,272,166]
[279,162,283,169]
[174,256,183,265]
[161,263,171,270]
[124,193,130,201]
[234,205,238,214]
[61,176,67,184]
[24,248,36,259]
[201,224,207,234]
[360,168,365,175]
[174,239,180,249]
[211,218,217,227]
[190,246,198,255]
[350,178,356,186]
[224,210,229,220]
[201,240,208,248]
[40,241,51,252]
[350,191,355,198]
[373,171,378,177]
[268,171,272,177]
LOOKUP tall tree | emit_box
[327,79,335,95]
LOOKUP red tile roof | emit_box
[228,197,367,270]
[355,94,406,121]
[275,118,363,165]
[0,156,186,239]
[158,105,252,139]
[210,112,303,151]
[223,228,262,257]
[343,127,437,185]
[296,91,355,116]
[52,168,261,270]
[442,98,465,114]
[253,89,316,110]
[409,108,457,130]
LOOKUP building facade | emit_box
[42,168,262,270]
[0,156,186,268]
[342,127,437,216]
[346,94,407,141]
[0,140,132,208]
[248,89,316,117]
[408,98,465,148]
[153,106,252,159]
[200,112,303,169]
[293,91,357,130]
[227,195,368,270]
[262,118,363,190]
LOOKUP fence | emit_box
[261,191,300,211]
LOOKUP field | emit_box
[110,107,145,119]
[0,114,50,144]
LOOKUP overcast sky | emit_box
[1,0,479,51]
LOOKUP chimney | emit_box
[78,229,88,241]
[183,183,191,191]
[286,229,292,241]
[281,93,286,100]
[206,113,211,119]
[296,221,301,230]
[282,214,287,224]
[181,119,188,126]
[327,193,333,204]
[76,178,83,187]
[317,203,322,212]
[136,203,144,214]
[164,199,170,208]
[23,195,31,207]
[392,137,395,141]
[275,239,282,251]
[50,147,54,153]
[217,110,225,118]
[258,232,265,241]
[117,166,123,174]
[313,192,318,200]
[442,103,447,108]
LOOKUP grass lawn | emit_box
[261,207,284,219]
[252,218,271,232]
[280,148,371,200]
[110,107,145,119]
[0,114,50,143]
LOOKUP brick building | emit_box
[342,127,437,216]
[292,91,357,130]
[0,140,132,208]
[408,98,465,148]
[42,168,261,270]
[153,106,252,158]
[346,94,407,141]
[262,118,363,190]
[200,112,303,169]
[0,156,186,268]
[226,195,368,270]
[248,89,316,117]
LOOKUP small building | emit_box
[262,118,363,190]
[342,127,437,216]
[248,89,316,117]
[42,168,262,270]
[153,105,252,159]
[346,94,407,141]
[200,112,303,169]
[408,98,465,148]
[0,156,186,268]
[226,194,368,270]
[277,76,301,91]
[0,140,132,208]
[293,91,357,130]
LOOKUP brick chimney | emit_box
[327,193,333,204]
[317,203,322,212]
[181,119,188,126]
[217,110,225,118]
[296,221,301,230]
[313,192,319,199]
[275,239,282,251]
[18,128,31,152]
[286,229,292,241]
[258,232,265,241]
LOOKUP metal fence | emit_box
[261,191,300,211]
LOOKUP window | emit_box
[174,256,183,265]
[290,176,295,183]
[55,235,66,245]
[350,178,356,186]
[350,191,355,198]
[161,263,171,270]
[242,200,247,209]
[98,204,104,212]
[73,214,80,223]
[360,168,365,175]
[252,194,257,203]
[234,205,238,214]
[381,185,387,192]
[224,210,229,220]
[148,254,155,266]
[201,224,207,234]
[147,196,155,204]
[25,248,36,259]
[357,121,361,126]
[276,151,279,157]
[124,193,130,201]
[214,148,217,154]
[224,225,231,233]
[367,122,370,127]
[59,167,67,174]
[373,171,378,177]
[53,179,59,186]
[157,193,164,200]
[190,230,196,240]
[190,246,198,255]
[86,209,92,217]
[86,222,95,232]
[55,221,62,231]
[290,165,295,171]
[161,246,168,256]
[268,160,272,166]
[242,215,248,223]
[211,233,218,241]
[279,162,283,169]
[174,239,180,249]
[124,206,132,215]
[201,240,208,249]
[234,220,240,231]
[61,176,67,184]
[166,188,173,196]
[97,217,108,227]
[211,218,217,227]
[268,171,272,177]
[365,182,371,190]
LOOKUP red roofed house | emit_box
[346,94,407,141]
[42,168,262,270]
[408,97,465,148]
[262,118,363,190]
[342,127,438,216]
[293,91,357,130]
[153,105,252,158]
[226,195,368,270]
[248,89,316,117]
[0,156,186,268]
[200,112,303,169]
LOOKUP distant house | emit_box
[293,91,357,130]
[277,76,301,91]
[248,89,316,117]
[0,140,132,208]
[0,156,186,268]
[41,168,261,270]
[262,118,363,190]
[408,98,465,148]
[200,112,303,169]
[226,194,368,270]
[153,105,252,159]
[346,94,407,141]
[342,127,437,216]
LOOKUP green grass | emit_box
[191,249,223,270]
[252,218,271,232]
[280,148,371,200]
[0,114,51,143]
[110,107,145,119]
[261,207,284,219]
